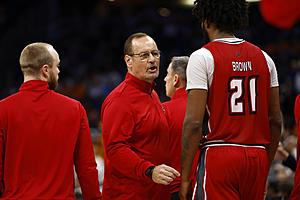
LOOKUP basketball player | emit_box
[179,0,282,199]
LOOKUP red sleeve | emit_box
[260,0,300,29]
[0,104,5,196]
[0,128,4,196]
[162,101,174,141]
[101,97,154,181]
[295,95,300,162]
[74,103,102,200]
[296,95,300,125]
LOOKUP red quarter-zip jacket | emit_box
[0,80,101,199]
[163,87,200,194]
[101,73,171,199]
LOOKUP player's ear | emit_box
[125,55,133,71]
[204,20,210,28]
[40,65,49,79]
[173,74,180,88]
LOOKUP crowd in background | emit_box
[0,0,299,199]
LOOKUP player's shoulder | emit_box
[51,91,80,105]
[259,49,273,60]
[242,40,260,48]
[258,49,276,70]
[102,81,131,109]
[190,47,212,57]
[244,42,270,59]
[189,48,214,66]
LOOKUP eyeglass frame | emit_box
[128,50,161,60]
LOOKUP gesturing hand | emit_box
[152,164,180,185]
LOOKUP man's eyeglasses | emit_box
[129,50,161,60]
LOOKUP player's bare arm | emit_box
[266,87,282,167]
[180,89,207,200]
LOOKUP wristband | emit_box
[145,166,155,180]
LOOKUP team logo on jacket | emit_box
[161,106,165,114]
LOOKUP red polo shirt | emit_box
[163,87,200,194]
[101,73,171,200]
[0,80,101,199]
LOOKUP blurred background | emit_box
[0,0,299,199]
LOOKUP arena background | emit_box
[0,0,299,199]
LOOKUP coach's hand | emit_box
[152,164,180,185]
[179,180,191,200]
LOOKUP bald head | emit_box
[19,42,55,77]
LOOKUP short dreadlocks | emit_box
[193,0,249,33]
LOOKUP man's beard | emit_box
[48,71,58,90]
[144,71,159,81]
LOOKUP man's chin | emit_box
[145,72,159,81]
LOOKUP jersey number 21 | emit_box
[228,75,259,116]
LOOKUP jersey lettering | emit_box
[228,75,259,115]
[232,61,252,72]
[228,76,246,115]
[248,75,259,114]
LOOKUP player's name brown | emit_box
[232,61,252,72]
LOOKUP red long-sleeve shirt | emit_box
[163,88,200,194]
[101,73,170,199]
[289,94,300,200]
[0,80,101,199]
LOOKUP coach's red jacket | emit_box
[101,73,171,199]
[0,80,101,199]
[163,87,200,194]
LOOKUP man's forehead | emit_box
[167,63,173,73]
[48,47,59,59]
[132,36,157,51]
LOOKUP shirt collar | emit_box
[125,72,156,94]
[213,38,244,43]
[19,80,49,92]
[172,87,187,100]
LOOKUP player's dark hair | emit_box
[192,0,249,33]
[170,56,189,86]
[124,32,149,55]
